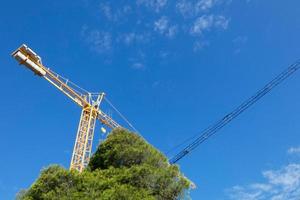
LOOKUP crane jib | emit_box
[169,60,300,164]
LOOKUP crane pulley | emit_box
[12,44,121,172]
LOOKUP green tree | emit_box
[18,129,191,200]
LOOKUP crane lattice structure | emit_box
[169,59,300,164]
[12,44,121,172]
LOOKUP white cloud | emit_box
[154,16,178,38]
[83,28,112,53]
[99,3,113,20]
[193,40,210,51]
[83,0,231,55]
[196,0,216,12]
[190,15,214,35]
[176,0,221,18]
[159,51,170,58]
[233,36,248,54]
[288,147,300,155]
[176,0,194,18]
[137,0,168,12]
[154,16,168,32]
[226,150,300,200]
[99,3,132,22]
[119,32,150,45]
[129,50,146,70]
[123,33,136,45]
[263,164,300,190]
[228,185,266,200]
[214,15,230,29]
[190,15,229,35]
[250,183,272,192]
[233,36,248,44]
[166,26,178,38]
[131,62,146,70]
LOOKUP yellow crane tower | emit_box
[12,44,121,172]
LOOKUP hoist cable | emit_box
[104,97,140,134]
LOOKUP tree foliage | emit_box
[18,129,191,200]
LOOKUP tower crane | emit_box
[12,44,121,172]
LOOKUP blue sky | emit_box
[1,0,300,199]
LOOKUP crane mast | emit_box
[12,44,121,172]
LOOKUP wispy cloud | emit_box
[131,62,146,70]
[176,0,196,18]
[196,0,216,11]
[190,15,229,35]
[233,36,248,44]
[288,147,300,155]
[99,3,132,23]
[193,40,210,51]
[118,32,150,45]
[176,0,222,18]
[99,3,113,20]
[129,50,147,70]
[136,0,168,12]
[154,16,178,38]
[226,148,300,200]
[190,15,214,35]
[233,35,248,54]
[214,15,230,29]
[83,28,112,53]
[81,0,232,59]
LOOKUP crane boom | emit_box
[12,45,88,107]
[170,60,300,164]
[12,44,121,172]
